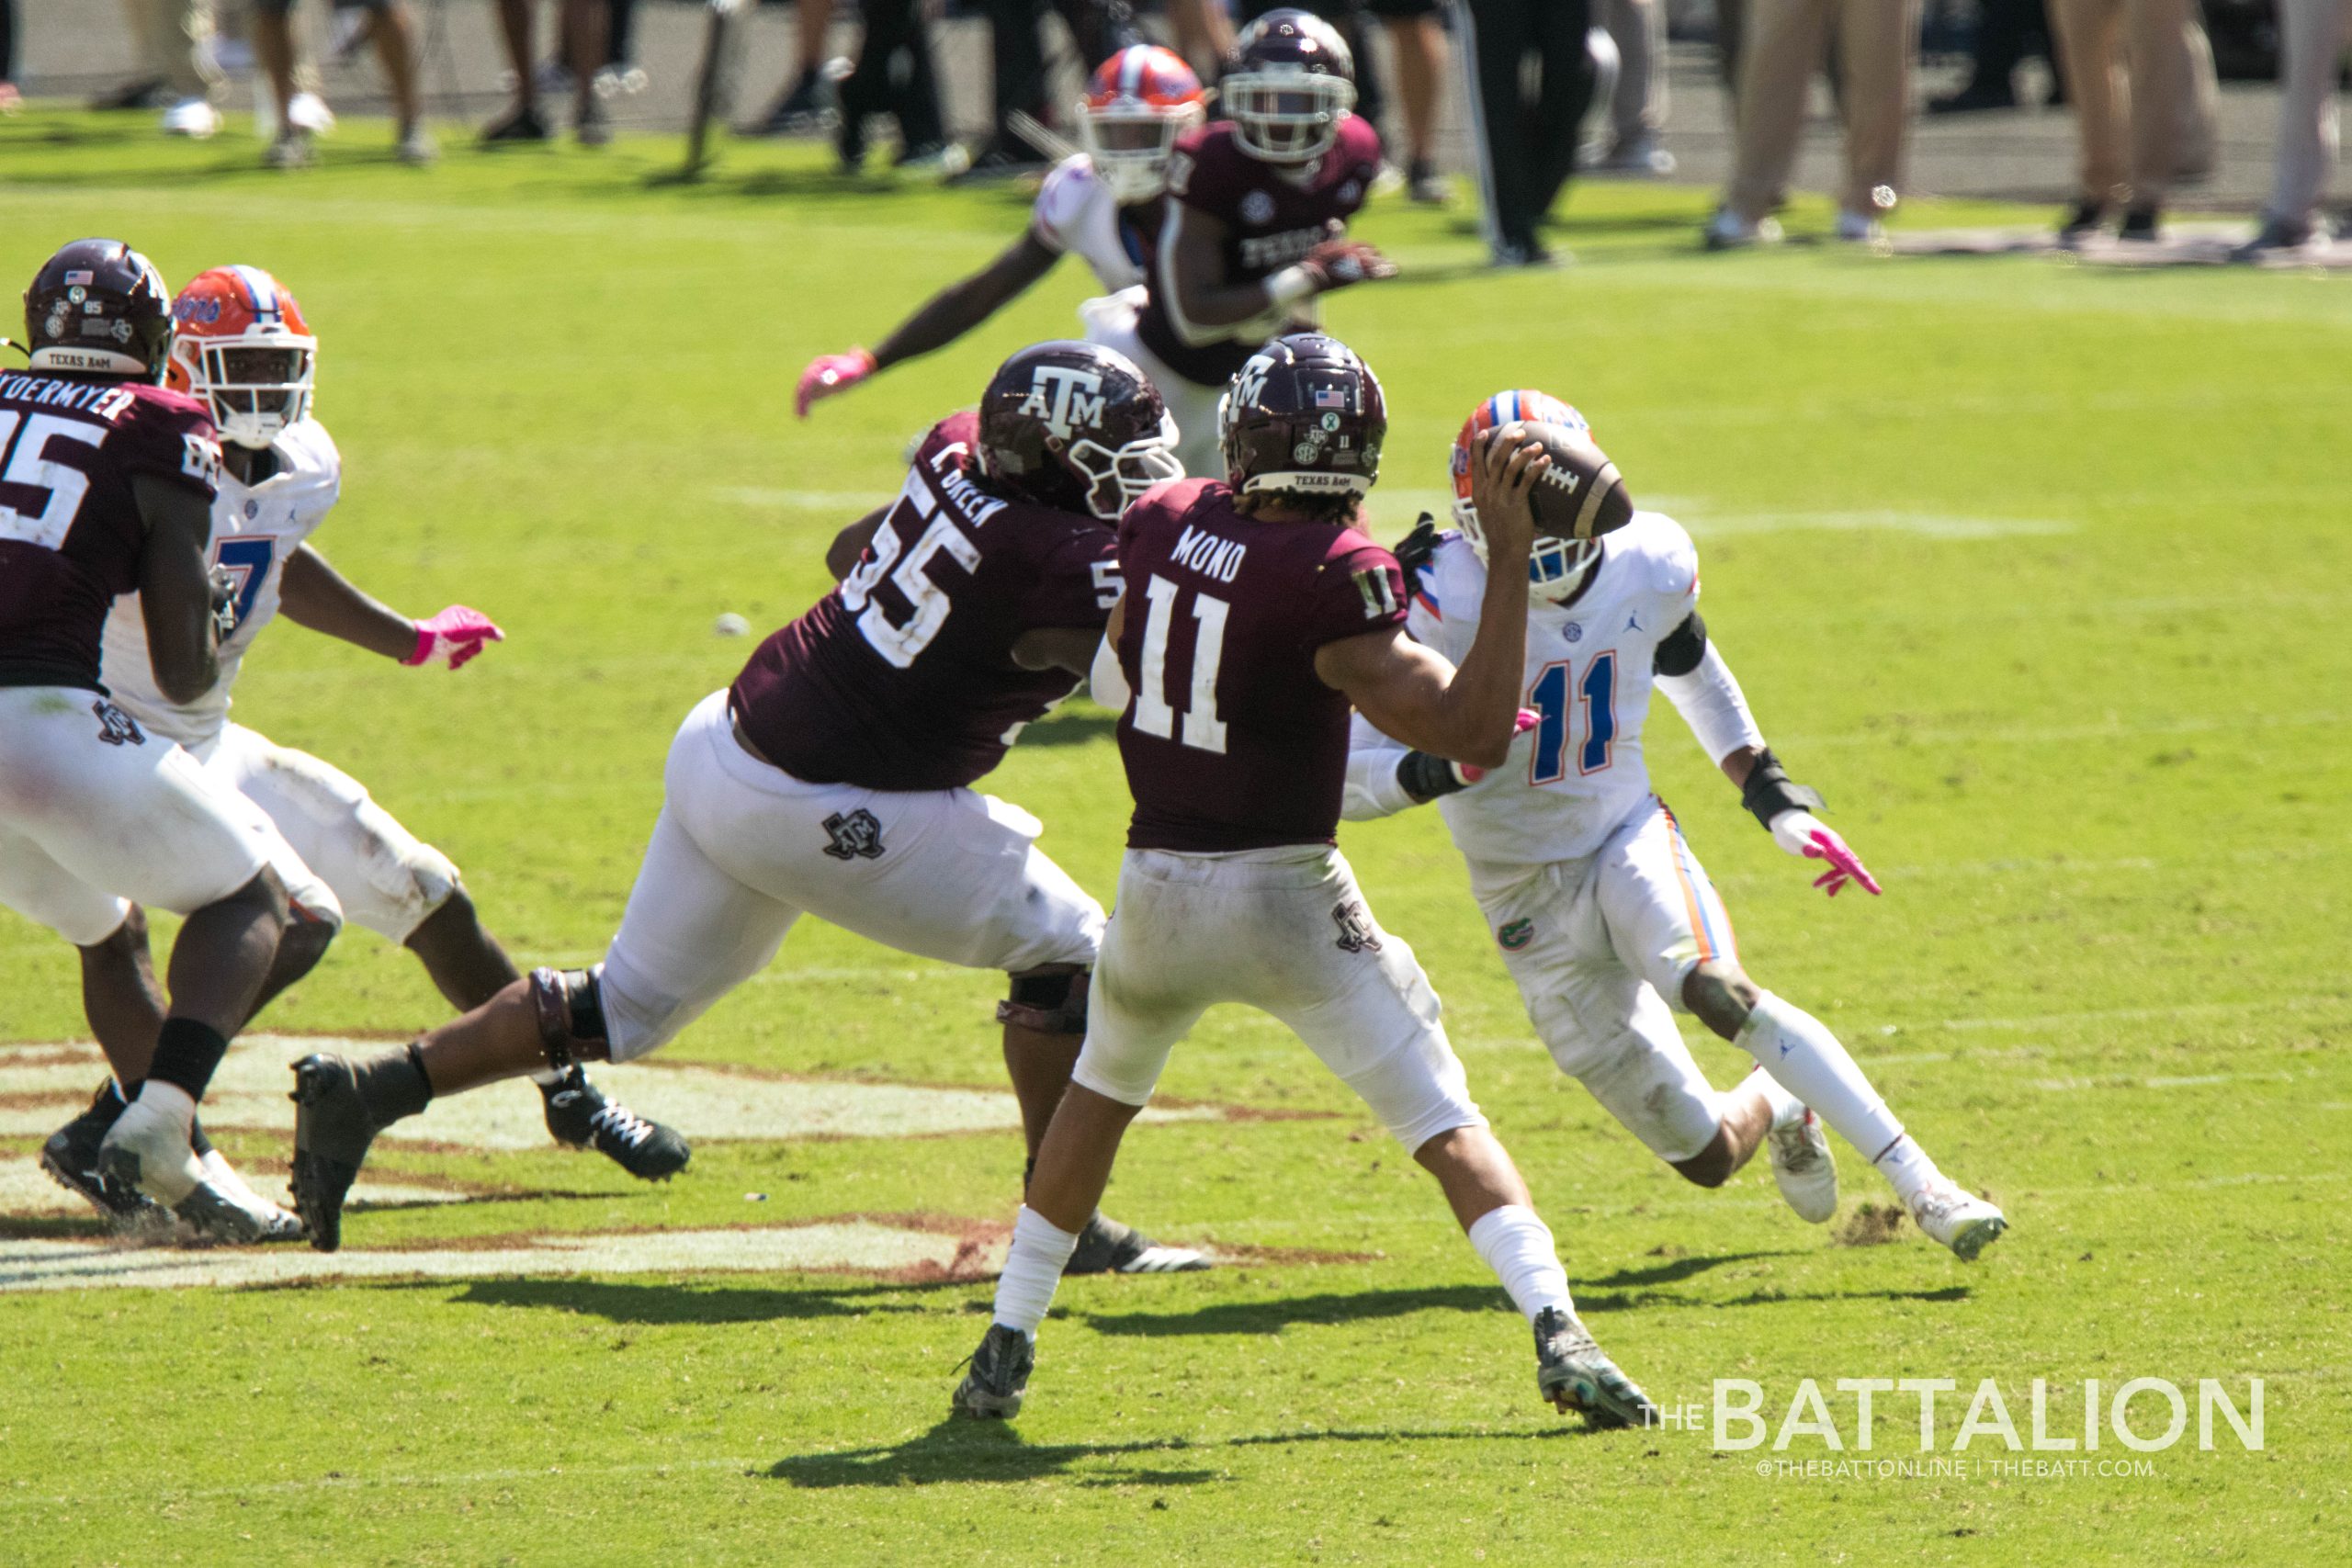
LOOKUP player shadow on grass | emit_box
[771,1416,1608,1489]
[433,1275,980,1324]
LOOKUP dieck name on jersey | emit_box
[0,376,140,423]
[925,440,1009,527]
[1238,227,1332,272]
[1169,524,1246,582]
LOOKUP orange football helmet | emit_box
[1079,46,1206,205]
[166,265,317,450]
[1450,390,1600,600]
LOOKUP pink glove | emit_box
[1770,810,1882,898]
[404,605,504,671]
[796,347,876,418]
[1457,709,1543,784]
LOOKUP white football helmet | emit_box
[1451,389,1600,602]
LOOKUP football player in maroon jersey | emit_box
[1091,8,1401,477]
[954,333,1658,1429]
[0,239,297,1240]
[286,343,1204,1275]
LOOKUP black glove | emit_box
[1394,513,1443,581]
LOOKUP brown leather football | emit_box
[1516,421,1634,541]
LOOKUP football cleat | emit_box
[192,1149,305,1244]
[288,1054,385,1253]
[1908,1180,2008,1262]
[1768,1108,1839,1224]
[96,1094,205,1208]
[1533,1306,1658,1428]
[40,1080,166,1227]
[541,1067,691,1181]
[1062,1213,1211,1275]
[952,1325,1035,1420]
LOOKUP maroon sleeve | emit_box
[1021,519,1120,630]
[1335,116,1382,211]
[120,388,222,502]
[1301,535,1408,651]
[1166,124,1240,218]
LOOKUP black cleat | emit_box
[2058,200,2111,244]
[1062,1213,1209,1275]
[479,105,550,145]
[541,1067,690,1181]
[952,1325,1035,1419]
[2119,205,2163,243]
[288,1055,383,1253]
[40,1079,165,1227]
[1533,1306,1658,1429]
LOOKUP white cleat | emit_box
[1908,1180,2008,1262]
[286,92,336,135]
[1768,1109,1839,1224]
[191,1150,306,1244]
[160,96,221,139]
[96,1096,205,1208]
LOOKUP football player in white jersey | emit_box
[1344,390,2008,1262]
[43,265,689,1235]
[793,45,1204,420]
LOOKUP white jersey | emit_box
[1350,513,1703,868]
[1032,155,1148,293]
[100,418,342,751]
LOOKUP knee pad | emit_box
[997,964,1091,1035]
[529,964,611,1070]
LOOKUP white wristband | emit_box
[1265,265,1317,308]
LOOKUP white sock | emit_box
[1466,1204,1573,1324]
[531,1067,565,1088]
[1737,994,1936,1201]
[130,1079,198,1128]
[991,1205,1081,1337]
[1871,1134,1945,1206]
[1740,1064,1804,1132]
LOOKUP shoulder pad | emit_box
[1618,510,1701,600]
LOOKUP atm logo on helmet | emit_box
[1018,365,1108,442]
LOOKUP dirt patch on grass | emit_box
[1835,1201,1907,1247]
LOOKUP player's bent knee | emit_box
[1670,1126,1739,1189]
[1681,960,1759,1037]
[224,864,292,930]
[529,964,613,1070]
[998,964,1091,1035]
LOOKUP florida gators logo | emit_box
[1497,919,1533,952]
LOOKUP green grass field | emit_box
[3,109,2347,1566]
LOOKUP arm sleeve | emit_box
[1089,630,1130,712]
[1303,541,1408,651]
[1657,642,1766,766]
[1342,712,1418,821]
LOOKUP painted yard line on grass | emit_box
[0,1158,455,1218]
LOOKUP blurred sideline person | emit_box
[2,0,19,115]
[743,0,838,136]
[833,0,950,171]
[481,0,608,145]
[1450,0,1596,266]
[1348,389,2009,1263]
[1589,0,1674,176]
[797,46,1205,418]
[253,0,434,167]
[53,265,691,1212]
[2239,0,2351,255]
[2,241,288,1240]
[286,344,1204,1280]
[1706,0,1920,248]
[951,336,1657,1428]
[1374,0,1452,202]
[1929,0,2065,113]
[105,0,225,137]
[968,0,1141,179]
[1164,0,1235,76]
[2051,0,2218,243]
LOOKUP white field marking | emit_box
[1776,707,2351,751]
[0,1159,455,1218]
[0,1222,1012,1294]
[40,1453,771,1508]
[713,487,888,511]
[2033,1071,2301,1093]
[1367,492,2065,540]
[0,1036,1216,1156]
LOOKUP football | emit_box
[1516,420,1634,541]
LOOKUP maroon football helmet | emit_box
[22,238,175,381]
[1217,332,1385,501]
[978,340,1181,521]
[1222,8,1357,164]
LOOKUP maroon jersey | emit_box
[1116,478,1406,852]
[730,413,1120,792]
[0,374,220,691]
[1137,115,1383,389]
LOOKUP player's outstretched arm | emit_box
[796,234,1061,418]
[1159,209,1395,347]
[280,545,504,671]
[130,472,224,705]
[1320,433,1545,769]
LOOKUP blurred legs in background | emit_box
[2244,0,2352,252]
[116,0,225,134]
[1590,0,1672,175]
[1373,0,1451,200]
[971,0,1139,175]
[1452,0,1595,266]
[837,0,946,169]
[1164,0,1235,78]
[745,0,839,136]
[254,0,429,166]
[482,0,607,145]
[1712,0,1918,246]
[0,0,18,113]
[2050,0,2211,240]
[1929,0,2064,112]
